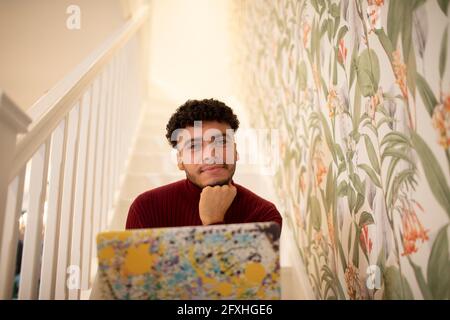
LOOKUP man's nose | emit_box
[202,142,216,163]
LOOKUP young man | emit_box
[125,99,282,229]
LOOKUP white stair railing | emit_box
[0,6,149,300]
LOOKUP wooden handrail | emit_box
[10,6,149,182]
[0,91,32,133]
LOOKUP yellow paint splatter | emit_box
[256,287,266,299]
[215,282,233,296]
[244,262,266,283]
[123,244,156,276]
[98,231,131,242]
[98,246,115,262]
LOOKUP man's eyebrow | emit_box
[213,133,234,140]
[181,133,234,148]
[225,132,234,139]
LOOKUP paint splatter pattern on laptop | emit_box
[96,222,280,299]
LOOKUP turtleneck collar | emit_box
[184,178,203,195]
[184,178,236,195]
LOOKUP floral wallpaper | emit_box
[231,0,450,299]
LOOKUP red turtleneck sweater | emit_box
[125,179,282,229]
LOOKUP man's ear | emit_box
[177,151,185,170]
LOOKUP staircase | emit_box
[108,88,183,230]
[0,7,149,300]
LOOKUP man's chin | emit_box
[204,178,231,187]
[196,175,232,188]
[185,173,229,189]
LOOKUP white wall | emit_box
[148,0,234,105]
[0,0,126,110]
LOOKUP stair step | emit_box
[127,151,178,173]
[133,135,172,153]
[148,87,177,106]
[138,117,167,134]
[110,199,132,230]
[143,107,175,120]
[119,172,184,200]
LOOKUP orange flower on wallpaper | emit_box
[392,50,408,100]
[299,170,307,193]
[314,155,327,187]
[344,263,362,300]
[327,87,347,117]
[368,0,385,6]
[302,21,311,48]
[368,88,383,122]
[366,0,384,32]
[326,88,338,118]
[432,94,450,149]
[314,230,323,247]
[359,225,373,255]
[400,201,429,256]
[338,38,347,65]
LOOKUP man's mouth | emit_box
[200,165,226,173]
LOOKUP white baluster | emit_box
[80,77,101,292]
[109,56,121,227]
[113,52,125,224]
[39,120,65,299]
[0,169,26,299]
[100,67,109,234]
[105,59,116,229]
[18,140,51,299]
[54,104,80,299]
[0,91,31,271]
[68,89,92,300]
[90,68,108,278]
[121,47,131,179]
[117,56,126,189]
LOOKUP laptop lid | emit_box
[96,222,281,299]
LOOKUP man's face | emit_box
[176,121,238,188]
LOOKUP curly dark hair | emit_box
[165,99,240,148]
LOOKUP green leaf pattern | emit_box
[232,0,450,299]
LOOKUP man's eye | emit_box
[215,139,227,146]
[190,143,202,151]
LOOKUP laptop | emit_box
[96,222,281,300]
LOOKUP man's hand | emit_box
[199,183,237,225]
